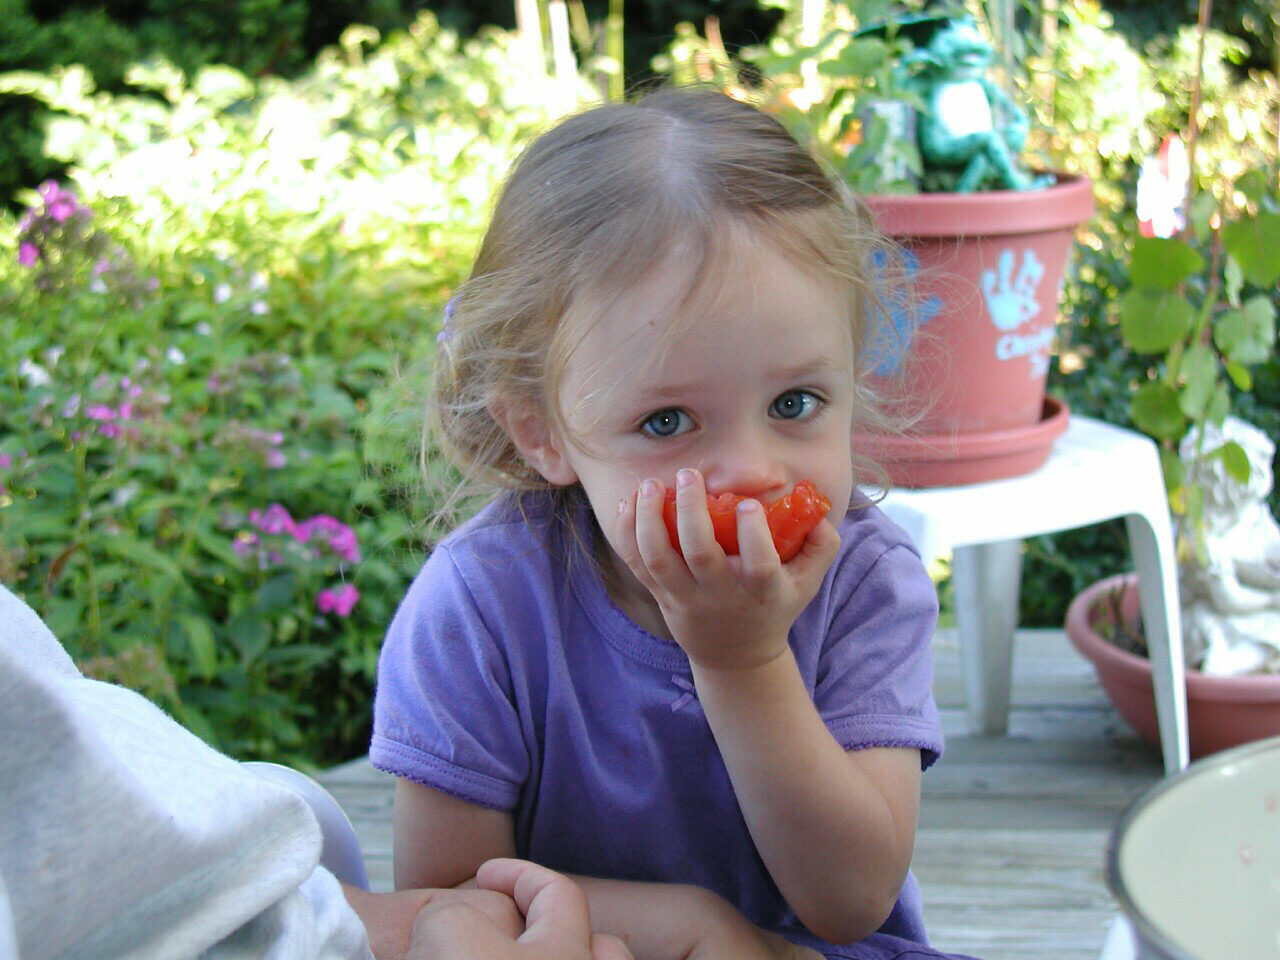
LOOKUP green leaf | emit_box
[1234,169,1269,206]
[225,613,270,663]
[1128,237,1204,290]
[1189,192,1217,244]
[1225,361,1253,390]
[1224,255,1244,307]
[193,525,241,566]
[1131,382,1186,440]
[1222,213,1280,287]
[1213,295,1276,365]
[1178,344,1217,418]
[177,612,218,680]
[255,572,297,613]
[1206,381,1231,426]
[1120,289,1194,353]
[1218,440,1252,486]
[96,536,185,585]
[1161,449,1186,500]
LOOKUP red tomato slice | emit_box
[662,480,832,562]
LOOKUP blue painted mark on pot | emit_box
[865,249,943,376]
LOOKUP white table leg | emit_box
[953,539,1024,736]
[1125,513,1190,773]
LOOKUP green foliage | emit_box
[0,13,557,765]
[1118,179,1279,534]
[0,0,417,206]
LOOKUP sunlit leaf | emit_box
[1224,255,1244,307]
[1224,361,1253,390]
[1205,381,1231,426]
[1189,192,1217,244]
[1213,295,1276,365]
[1222,213,1280,287]
[1120,288,1194,353]
[1234,169,1269,206]
[1129,237,1203,290]
[1218,440,1252,486]
[1177,344,1216,418]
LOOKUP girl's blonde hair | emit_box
[427,86,910,530]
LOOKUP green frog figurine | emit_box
[897,15,1053,193]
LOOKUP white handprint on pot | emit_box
[982,248,1044,331]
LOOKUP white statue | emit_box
[1179,416,1280,675]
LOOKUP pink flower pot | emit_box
[1065,574,1280,760]
[856,174,1094,487]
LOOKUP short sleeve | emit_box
[370,545,530,810]
[809,528,943,769]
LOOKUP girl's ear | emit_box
[491,400,579,486]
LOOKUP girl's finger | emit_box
[633,478,690,586]
[785,517,842,577]
[733,497,781,592]
[610,493,653,585]
[671,468,722,572]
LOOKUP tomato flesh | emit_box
[662,480,832,562]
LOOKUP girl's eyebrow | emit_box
[631,357,849,407]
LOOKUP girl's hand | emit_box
[613,468,840,671]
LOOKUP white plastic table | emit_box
[876,415,1190,774]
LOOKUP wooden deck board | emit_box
[319,627,1164,959]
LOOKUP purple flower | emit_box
[99,423,121,439]
[85,404,117,422]
[48,197,76,223]
[317,583,359,617]
[297,515,361,564]
[18,243,39,268]
[249,504,300,539]
[0,454,11,469]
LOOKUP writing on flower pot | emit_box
[982,247,1051,377]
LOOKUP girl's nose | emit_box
[703,431,787,499]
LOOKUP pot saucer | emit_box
[855,395,1070,488]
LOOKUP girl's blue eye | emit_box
[641,409,691,438]
[770,390,820,420]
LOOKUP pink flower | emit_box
[0,453,11,469]
[85,404,117,422]
[48,197,76,223]
[249,504,300,539]
[317,583,359,617]
[99,423,121,439]
[18,243,39,267]
[297,515,361,564]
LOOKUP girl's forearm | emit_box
[689,649,916,945]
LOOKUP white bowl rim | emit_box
[1105,733,1280,960]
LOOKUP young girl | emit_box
[372,87,976,960]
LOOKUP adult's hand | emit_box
[408,859,633,960]
[345,883,523,960]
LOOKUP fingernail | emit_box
[738,498,761,513]
[617,498,627,514]
[640,479,659,498]
[677,468,696,488]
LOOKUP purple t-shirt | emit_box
[372,491,945,957]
